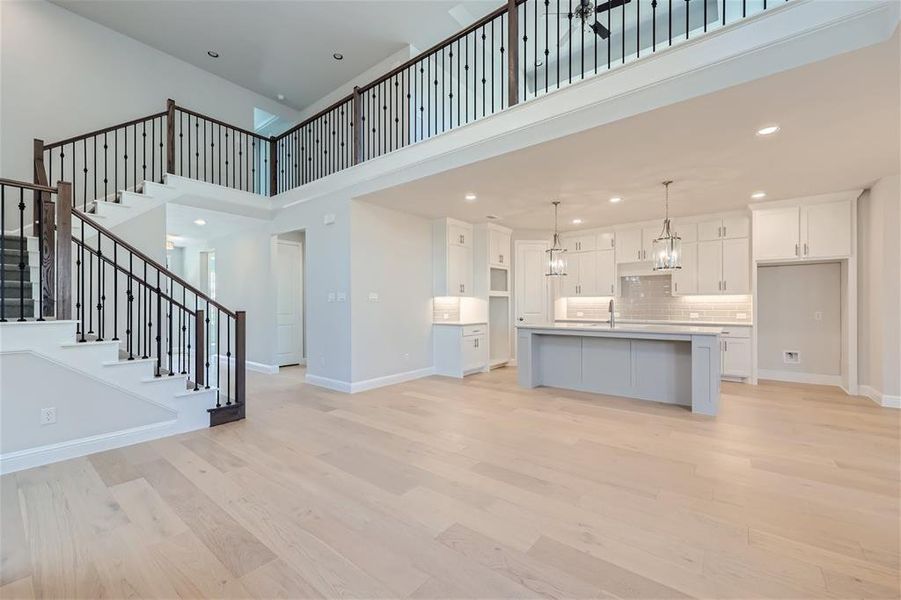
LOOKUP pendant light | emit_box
[652,180,682,272]
[546,201,567,277]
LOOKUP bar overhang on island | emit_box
[516,323,722,416]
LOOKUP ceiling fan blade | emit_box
[589,20,611,39]
[595,0,632,13]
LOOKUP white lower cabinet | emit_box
[720,327,751,379]
[434,324,488,378]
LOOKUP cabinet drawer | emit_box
[462,325,487,337]
[720,326,751,339]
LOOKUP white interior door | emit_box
[514,241,549,325]
[276,240,303,366]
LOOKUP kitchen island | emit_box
[516,323,721,415]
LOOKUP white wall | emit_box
[858,174,901,401]
[350,202,433,383]
[757,263,843,378]
[0,352,175,454]
[0,0,300,182]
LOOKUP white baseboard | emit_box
[350,367,435,393]
[305,367,435,394]
[304,374,352,393]
[216,355,279,374]
[0,418,205,475]
[758,370,843,387]
[860,384,901,409]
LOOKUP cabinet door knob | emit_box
[795,243,800,256]
[803,243,808,256]
[723,280,727,291]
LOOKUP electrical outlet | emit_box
[689,312,700,319]
[736,312,747,320]
[40,407,56,425]
[327,292,336,302]
[783,351,801,364]
[368,292,379,302]
[576,311,584,317]
[814,311,823,321]
[336,292,347,302]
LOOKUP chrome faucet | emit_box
[608,298,615,328]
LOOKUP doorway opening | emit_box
[275,231,306,367]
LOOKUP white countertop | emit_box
[556,318,753,328]
[517,322,723,335]
[433,321,487,326]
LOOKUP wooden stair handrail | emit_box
[44,111,168,150]
[70,207,237,318]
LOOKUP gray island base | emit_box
[516,323,722,416]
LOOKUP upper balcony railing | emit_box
[34,0,785,204]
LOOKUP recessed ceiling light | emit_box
[609,196,622,204]
[751,191,767,200]
[756,125,780,136]
[464,193,477,202]
[193,219,207,226]
[277,93,285,101]
[333,52,344,61]
[207,50,219,58]
[572,218,583,225]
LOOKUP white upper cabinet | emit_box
[597,231,616,250]
[697,240,724,294]
[753,206,800,260]
[802,200,852,259]
[721,238,750,294]
[641,226,659,262]
[562,233,597,253]
[753,199,852,261]
[672,221,697,244]
[434,218,474,296]
[562,251,597,297]
[488,228,511,268]
[697,237,750,295]
[615,228,643,264]
[671,242,698,295]
[699,215,749,241]
[596,249,616,296]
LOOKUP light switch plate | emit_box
[40,407,56,425]
[323,213,336,225]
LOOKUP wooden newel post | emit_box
[507,0,519,107]
[195,309,205,387]
[166,99,175,175]
[235,310,246,405]
[56,182,72,321]
[352,86,363,165]
[269,137,277,196]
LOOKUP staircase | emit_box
[0,235,38,320]
[1,165,246,472]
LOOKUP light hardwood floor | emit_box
[2,367,899,599]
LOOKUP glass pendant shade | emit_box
[653,220,682,271]
[652,181,682,272]
[546,201,567,277]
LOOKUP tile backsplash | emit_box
[565,275,752,323]
[433,297,461,322]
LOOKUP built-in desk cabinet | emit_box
[434,324,488,378]
[753,199,852,261]
[433,218,473,297]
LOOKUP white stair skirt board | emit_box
[757,369,844,388]
[0,321,217,473]
[305,367,436,394]
[860,385,901,409]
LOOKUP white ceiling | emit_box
[52,0,500,112]
[361,32,901,232]
[166,203,267,247]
